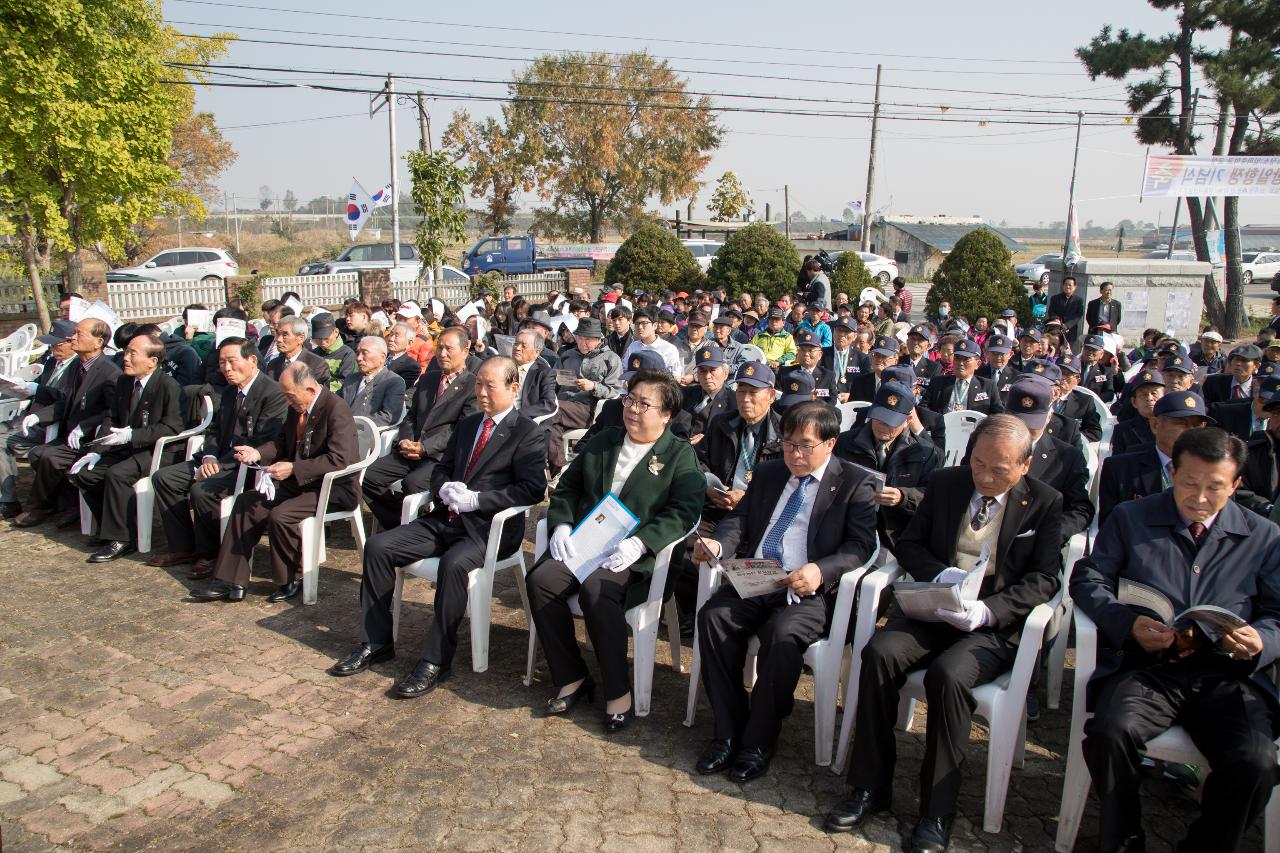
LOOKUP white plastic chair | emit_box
[297,416,381,605]
[942,409,986,466]
[217,462,250,540]
[522,516,696,717]
[683,540,881,767]
[562,398,606,464]
[1071,386,1115,457]
[1055,609,1280,852]
[134,395,215,553]
[1044,532,1089,711]
[390,496,535,673]
[836,400,870,431]
[376,409,407,457]
[532,401,559,426]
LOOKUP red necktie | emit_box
[1188,521,1207,545]
[438,372,455,399]
[449,417,494,521]
[1233,383,1246,400]
[294,412,306,455]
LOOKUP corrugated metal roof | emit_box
[883,221,1028,254]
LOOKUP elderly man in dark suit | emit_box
[1236,380,1280,516]
[16,318,121,529]
[1108,368,1164,455]
[848,335,905,404]
[681,343,737,439]
[328,357,548,696]
[1048,276,1085,350]
[340,335,405,426]
[977,333,1019,396]
[1203,344,1264,407]
[1099,391,1211,524]
[192,361,359,603]
[922,338,1001,416]
[511,329,556,419]
[823,317,869,402]
[361,326,478,531]
[1052,352,1104,443]
[265,315,331,387]
[692,402,878,782]
[1072,427,1280,853]
[1085,280,1122,332]
[146,337,289,577]
[383,322,422,391]
[777,328,839,404]
[824,414,1062,853]
[68,332,185,562]
[0,319,79,519]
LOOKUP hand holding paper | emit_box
[601,537,644,573]
[549,524,575,562]
[934,600,993,632]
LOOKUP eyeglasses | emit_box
[782,440,828,455]
[619,394,658,414]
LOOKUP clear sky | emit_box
[173,0,1280,229]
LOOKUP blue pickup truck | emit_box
[460,235,595,276]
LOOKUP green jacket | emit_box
[175,326,216,362]
[547,425,704,610]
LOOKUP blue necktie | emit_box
[762,475,813,564]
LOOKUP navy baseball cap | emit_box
[712,313,734,327]
[1153,391,1211,420]
[871,335,900,357]
[881,364,916,387]
[37,318,77,345]
[908,324,934,343]
[1057,352,1081,375]
[868,381,915,428]
[734,361,775,388]
[777,370,816,407]
[766,307,785,320]
[1018,328,1042,343]
[1023,358,1062,382]
[1005,376,1054,429]
[1083,334,1106,350]
[830,316,857,332]
[1161,354,1194,375]
[1000,309,1019,319]
[985,334,1013,354]
[793,328,822,349]
[1131,368,1165,388]
[622,349,668,379]
[693,343,726,369]
[953,339,981,360]
[1261,377,1280,410]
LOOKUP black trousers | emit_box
[697,586,828,749]
[26,443,80,510]
[526,557,637,701]
[1083,660,1279,852]
[0,420,44,503]
[675,517,720,621]
[359,515,485,669]
[546,399,593,472]
[846,617,1018,819]
[70,450,150,542]
[151,461,240,557]
[361,449,437,530]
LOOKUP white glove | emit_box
[21,413,39,433]
[68,452,101,475]
[67,425,83,449]
[933,567,968,586]
[549,524,575,562]
[254,468,277,501]
[14,381,37,398]
[96,426,132,447]
[438,481,464,504]
[935,600,993,633]
[601,537,645,573]
[786,589,802,606]
[447,487,480,514]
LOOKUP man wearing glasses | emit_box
[690,401,878,783]
[621,307,685,376]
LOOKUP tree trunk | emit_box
[1221,108,1252,339]
[588,201,603,244]
[60,182,84,293]
[19,219,52,332]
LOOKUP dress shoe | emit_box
[727,745,773,782]
[695,738,738,774]
[823,787,892,833]
[190,580,245,602]
[146,551,196,568]
[267,580,301,602]
[393,660,450,698]
[54,509,81,529]
[187,559,214,580]
[543,677,596,715]
[12,509,50,528]
[88,541,134,563]
[0,501,22,520]
[604,706,634,734]
[909,815,954,853]
[327,643,395,677]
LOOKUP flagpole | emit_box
[1062,111,1084,274]
[386,74,402,271]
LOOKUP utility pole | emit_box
[416,92,432,153]
[784,185,790,240]
[372,74,403,270]
[1167,88,1199,259]
[231,193,240,254]
[1062,111,1084,273]
[861,64,882,252]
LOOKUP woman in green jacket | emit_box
[527,369,704,733]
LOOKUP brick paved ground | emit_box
[0,481,1266,851]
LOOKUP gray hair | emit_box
[516,329,545,352]
[972,414,1033,462]
[391,322,415,339]
[282,361,320,389]
[279,316,309,337]
[478,355,519,386]
[357,335,388,357]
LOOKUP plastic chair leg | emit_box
[79,493,94,536]
[300,518,319,606]
[391,568,406,643]
[982,707,1018,833]
[631,622,659,718]
[134,481,154,554]
[1046,604,1072,711]
[812,651,838,767]
[1054,732,1092,852]
[896,695,917,732]
[663,598,683,674]
[467,568,496,674]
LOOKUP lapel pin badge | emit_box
[648,456,664,475]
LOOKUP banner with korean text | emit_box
[1141,154,1280,198]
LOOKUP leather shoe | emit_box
[88,541,134,563]
[327,643,395,677]
[604,706,634,734]
[0,501,21,520]
[394,660,450,698]
[12,509,50,528]
[267,580,301,602]
[823,788,892,833]
[543,677,596,715]
[190,580,245,602]
[187,559,214,580]
[54,509,80,529]
[909,815,954,853]
[727,745,773,782]
[146,551,196,568]
[695,738,738,774]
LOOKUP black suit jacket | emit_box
[1029,434,1094,546]
[822,347,870,396]
[340,369,406,427]
[428,411,547,556]
[712,457,878,598]
[848,370,880,404]
[1058,389,1103,443]
[257,388,360,507]
[518,358,557,418]
[1236,431,1280,517]
[834,423,940,550]
[398,368,480,462]
[1047,411,1082,449]
[776,364,838,404]
[977,363,1020,398]
[1109,414,1154,456]
[385,352,422,391]
[99,371,184,455]
[1208,399,1260,445]
[266,349,332,388]
[681,383,737,439]
[921,374,1003,417]
[1048,293,1084,342]
[207,373,289,464]
[1098,447,1163,526]
[1079,362,1121,403]
[26,357,79,425]
[1086,297,1121,331]
[895,467,1063,635]
[55,355,121,438]
[696,410,783,521]
[901,354,941,384]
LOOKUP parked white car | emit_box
[111,247,239,284]
[1015,253,1062,286]
[681,239,723,273]
[1242,251,1280,285]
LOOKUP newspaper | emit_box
[721,559,789,598]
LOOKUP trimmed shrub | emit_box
[925,228,1029,325]
[603,224,705,292]
[706,223,799,300]
[830,251,878,304]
